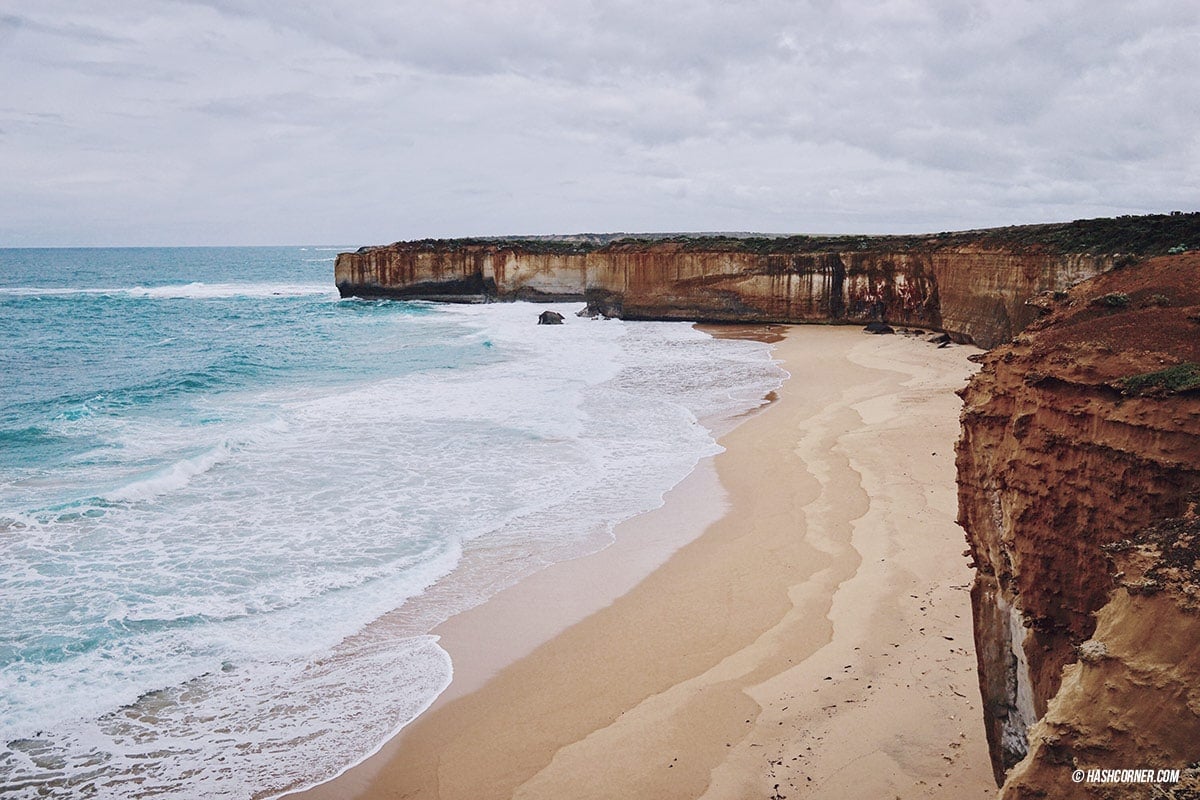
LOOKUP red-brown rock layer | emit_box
[335,238,1112,350]
[957,253,1200,785]
[336,216,1200,348]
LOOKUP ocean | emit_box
[0,247,785,798]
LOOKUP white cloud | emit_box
[1,0,1197,244]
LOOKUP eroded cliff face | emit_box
[957,253,1200,785]
[999,515,1200,798]
[334,237,1120,349]
[581,244,947,331]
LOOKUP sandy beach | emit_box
[290,324,994,800]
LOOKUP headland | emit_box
[302,212,1200,798]
[335,213,1200,349]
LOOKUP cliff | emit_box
[956,251,1200,787]
[999,515,1200,798]
[335,214,1200,350]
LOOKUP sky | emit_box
[1,1,1198,246]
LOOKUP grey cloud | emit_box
[0,13,20,46]
[1,12,136,46]
[196,92,334,124]
[1,0,1198,245]
[26,55,186,82]
[173,0,793,82]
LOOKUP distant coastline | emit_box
[333,212,1200,349]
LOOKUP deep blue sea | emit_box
[0,247,784,798]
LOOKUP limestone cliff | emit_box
[999,515,1200,798]
[956,252,1200,786]
[336,214,1200,350]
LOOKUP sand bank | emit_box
[290,325,994,800]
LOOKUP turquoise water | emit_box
[0,247,784,798]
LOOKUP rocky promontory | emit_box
[957,250,1200,791]
[336,213,1200,794]
[336,214,1199,349]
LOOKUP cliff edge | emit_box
[957,251,1200,789]
[336,214,1200,350]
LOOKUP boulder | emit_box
[863,321,894,335]
[538,311,565,325]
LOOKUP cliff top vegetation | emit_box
[363,212,1200,258]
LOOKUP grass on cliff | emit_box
[595,212,1200,255]
[977,212,1200,256]
[1120,363,1200,395]
[403,212,1200,257]
[1089,292,1131,308]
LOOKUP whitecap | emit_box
[124,283,337,300]
[103,443,232,503]
[0,284,337,300]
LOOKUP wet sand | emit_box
[289,325,995,800]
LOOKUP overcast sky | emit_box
[1,1,1197,246]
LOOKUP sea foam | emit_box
[0,275,783,799]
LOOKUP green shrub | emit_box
[1089,292,1131,308]
[1121,363,1200,395]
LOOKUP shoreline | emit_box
[288,325,994,800]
